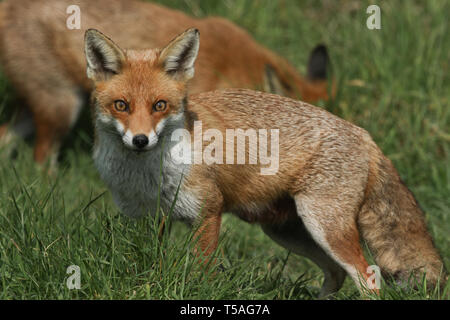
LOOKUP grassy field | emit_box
[0,0,449,300]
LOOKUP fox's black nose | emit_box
[132,134,149,149]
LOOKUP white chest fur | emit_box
[93,131,201,223]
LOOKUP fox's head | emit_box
[84,28,199,151]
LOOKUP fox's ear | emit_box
[159,28,200,81]
[263,64,285,96]
[307,44,329,81]
[84,29,126,81]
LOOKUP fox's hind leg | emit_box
[261,218,346,298]
[293,193,376,294]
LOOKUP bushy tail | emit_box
[358,145,447,289]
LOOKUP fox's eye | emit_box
[153,100,167,112]
[114,100,128,112]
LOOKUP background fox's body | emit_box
[86,28,446,297]
[0,0,331,163]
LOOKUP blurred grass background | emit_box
[0,0,448,299]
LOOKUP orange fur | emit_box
[86,29,446,297]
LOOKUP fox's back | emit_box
[189,88,369,152]
[187,89,373,206]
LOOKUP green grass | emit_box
[0,0,449,299]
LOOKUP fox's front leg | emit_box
[191,183,224,266]
[194,213,222,260]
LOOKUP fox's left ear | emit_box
[159,28,200,81]
[84,29,126,81]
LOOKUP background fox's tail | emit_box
[263,43,335,103]
[263,43,336,103]
[358,143,447,289]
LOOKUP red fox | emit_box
[85,28,446,297]
[0,0,332,163]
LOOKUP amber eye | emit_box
[153,100,167,112]
[114,100,129,112]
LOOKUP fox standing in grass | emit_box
[85,28,446,297]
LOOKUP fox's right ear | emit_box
[84,29,126,81]
[159,28,200,81]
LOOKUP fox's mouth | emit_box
[122,144,153,153]
[132,148,150,154]
[122,139,159,153]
